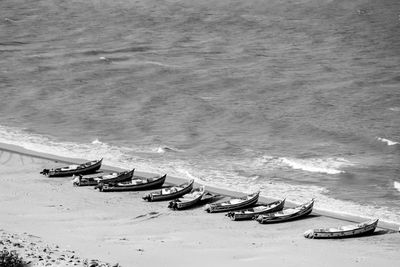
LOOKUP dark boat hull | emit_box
[143,180,194,202]
[97,169,134,185]
[74,169,134,186]
[168,187,211,210]
[226,199,285,221]
[98,174,166,192]
[204,192,260,213]
[256,200,314,224]
[42,159,103,177]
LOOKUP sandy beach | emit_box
[1,145,399,267]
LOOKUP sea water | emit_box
[0,0,399,223]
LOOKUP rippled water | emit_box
[1,0,399,223]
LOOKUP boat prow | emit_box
[204,191,260,213]
[41,159,103,177]
[226,198,286,221]
[73,168,134,186]
[143,179,194,202]
[98,174,167,192]
[168,186,210,210]
[255,199,314,224]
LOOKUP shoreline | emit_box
[1,141,399,232]
[0,143,399,266]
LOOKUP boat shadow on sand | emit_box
[368,229,392,236]
[310,229,390,240]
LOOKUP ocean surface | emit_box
[1,0,399,223]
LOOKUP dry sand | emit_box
[0,146,399,267]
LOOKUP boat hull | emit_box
[168,188,210,210]
[74,169,134,186]
[98,174,166,192]
[42,159,103,177]
[256,200,314,224]
[304,219,379,239]
[204,192,260,213]
[97,169,134,185]
[143,180,194,202]
[226,199,285,221]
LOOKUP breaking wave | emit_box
[257,155,352,175]
[91,138,103,145]
[377,137,399,146]
[394,181,400,192]
[154,146,180,153]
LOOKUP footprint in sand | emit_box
[19,154,25,165]
[0,151,13,165]
[132,211,162,222]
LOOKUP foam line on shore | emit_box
[1,142,399,232]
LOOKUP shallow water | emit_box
[0,0,399,223]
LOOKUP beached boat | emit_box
[72,169,134,186]
[304,219,379,239]
[255,199,314,224]
[226,199,286,221]
[40,159,102,177]
[143,180,194,202]
[168,186,215,210]
[204,192,260,213]
[97,174,167,192]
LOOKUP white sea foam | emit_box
[257,155,352,174]
[91,138,103,145]
[394,181,400,192]
[4,18,17,23]
[280,157,350,174]
[377,137,398,146]
[155,147,165,153]
[175,168,202,184]
[153,146,180,154]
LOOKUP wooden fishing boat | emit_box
[72,169,134,186]
[40,159,103,177]
[143,180,194,202]
[168,186,215,210]
[204,191,260,213]
[226,198,286,221]
[97,174,166,192]
[304,219,379,239]
[255,199,314,224]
